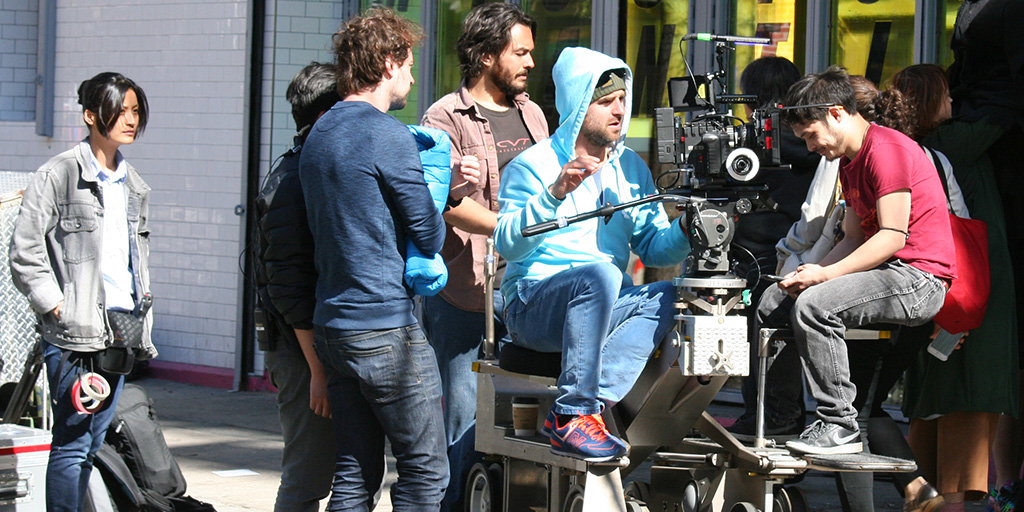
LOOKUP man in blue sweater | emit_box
[298,8,448,511]
[494,47,691,462]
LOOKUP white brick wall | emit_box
[0,0,364,376]
[0,0,38,122]
[0,0,251,371]
[264,0,349,163]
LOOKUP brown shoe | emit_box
[904,483,945,512]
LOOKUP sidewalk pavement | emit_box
[138,377,988,512]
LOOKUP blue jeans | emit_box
[757,260,947,431]
[43,341,125,512]
[265,343,337,512]
[421,292,505,512]
[313,324,448,512]
[504,262,677,415]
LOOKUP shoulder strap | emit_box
[921,144,954,212]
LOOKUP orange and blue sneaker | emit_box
[542,410,628,462]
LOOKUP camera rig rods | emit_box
[521,193,690,237]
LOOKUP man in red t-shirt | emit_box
[757,66,955,455]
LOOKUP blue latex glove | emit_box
[404,248,448,296]
[404,125,453,296]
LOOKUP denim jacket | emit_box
[10,139,156,358]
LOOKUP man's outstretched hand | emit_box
[548,155,603,200]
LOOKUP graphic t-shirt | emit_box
[839,124,956,280]
[477,104,534,171]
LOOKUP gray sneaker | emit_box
[785,420,862,455]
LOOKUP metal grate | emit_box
[0,171,41,385]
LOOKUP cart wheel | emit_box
[730,503,758,512]
[681,478,709,512]
[781,486,808,512]
[625,500,647,512]
[624,480,650,504]
[773,486,792,512]
[562,484,585,512]
[464,462,503,512]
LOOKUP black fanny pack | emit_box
[97,294,152,375]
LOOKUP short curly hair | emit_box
[332,7,423,98]
[456,3,536,80]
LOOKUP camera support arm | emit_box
[521,193,691,237]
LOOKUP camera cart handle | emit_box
[521,193,690,237]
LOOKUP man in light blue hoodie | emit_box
[494,47,691,462]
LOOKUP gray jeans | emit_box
[265,344,337,512]
[757,261,947,431]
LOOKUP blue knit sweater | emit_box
[299,101,444,330]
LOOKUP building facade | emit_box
[0,0,964,389]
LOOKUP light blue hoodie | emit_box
[494,47,690,304]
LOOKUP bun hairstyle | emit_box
[77,72,149,138]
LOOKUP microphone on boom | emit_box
[681,33,772,45]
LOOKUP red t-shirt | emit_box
[839,124,956,280]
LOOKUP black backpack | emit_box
[90,384,215,512]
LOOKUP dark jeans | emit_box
[421,292,506,512]
[265,344,337,512]
[314,324,448,512]
[43,341,125,512]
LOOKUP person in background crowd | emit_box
[927,3,1024,511]
[419,4,547,508]
[253,62,341,512]
[299,8,448,511]
[887,62,1018,512]
[10,72,156,512]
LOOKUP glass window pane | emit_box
[831,0,916,87]
[361,0,425,123]
[433,1,501,98]
[521,0,592,129]
[621,1,689,154]
[731,0,806,90]
[939,0,964,67]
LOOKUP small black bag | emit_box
[98,311,143,375]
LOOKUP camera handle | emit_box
[521,193,691,237]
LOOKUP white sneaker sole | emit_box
[785,440,863,455]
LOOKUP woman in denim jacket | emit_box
[10,72,155,512]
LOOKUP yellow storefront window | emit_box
[939,0,964,67]
[731,0,806,120]
[521,0,592,129]
[621,1,689,147]
[831,0,915,87]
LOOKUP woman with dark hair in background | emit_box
[10,72,156,512]
[880,63,1018,512]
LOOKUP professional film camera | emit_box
[655,33,786,276]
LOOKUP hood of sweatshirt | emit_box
[550,47,633,162]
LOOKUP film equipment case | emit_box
[0,173,51,512]
[0,424,49,511]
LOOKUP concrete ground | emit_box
[139,377,989,512]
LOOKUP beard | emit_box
[489,63,528,98]
[579,117,617,148]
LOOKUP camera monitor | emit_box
[668,75,714,111]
